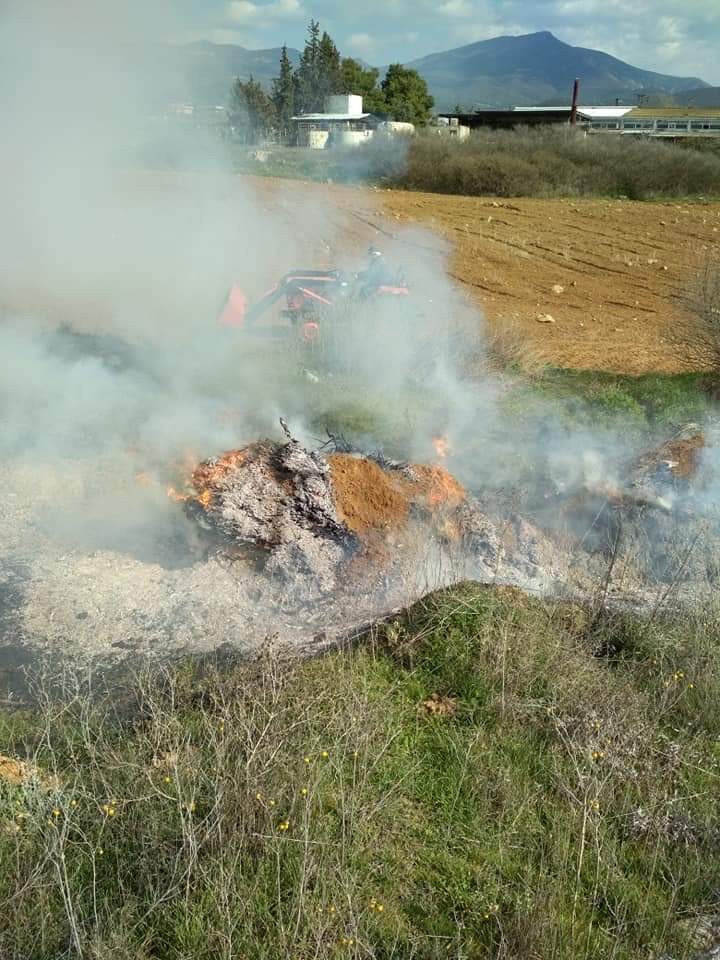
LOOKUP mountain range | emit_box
[149,32,711,111]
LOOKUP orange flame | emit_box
[166,485,191,503]
[432,437,450,460]
[427,467,464,507]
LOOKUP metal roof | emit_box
[511,106,571,113]
[291,113,370,121]
[577,106,634,119]
[511,106,633,118]
[627,106,720,118]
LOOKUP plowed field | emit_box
[239,175,720,374]
[4,170,719,374]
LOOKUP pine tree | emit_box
[317,32,342,105]
[272,44,295,132]
[295,19,322,113]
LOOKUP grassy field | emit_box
[2,585,720,959]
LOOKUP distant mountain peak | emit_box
[405,32,708,110]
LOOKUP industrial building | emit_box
[585,106,720,137]
[440,105,631,129]
[440,104,720,138]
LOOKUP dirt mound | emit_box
[408,464,466,511]
[328,455,410,535]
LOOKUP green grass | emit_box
[509,369,712,434]
[2,585,720,959]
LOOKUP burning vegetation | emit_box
[158,428,519,597]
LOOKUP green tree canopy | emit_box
[340,58,386,114]
[381,64,434,126]
[229,76,276,144]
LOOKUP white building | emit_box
[291,94,374,148]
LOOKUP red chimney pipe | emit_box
[570,77,580,126]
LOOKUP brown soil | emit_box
[235,175,720,375]
[6,170,717,375]
[328,455,409,535]
[0,755,28,787]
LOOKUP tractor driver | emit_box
[358,245,395,296]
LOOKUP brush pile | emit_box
[176,433,537,595]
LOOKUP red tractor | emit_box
[219,249,410,345]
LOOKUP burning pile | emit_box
[170,432,483,595]
[181,438,357,593]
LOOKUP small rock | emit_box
[537,314,556,324]
[552,284,565,294]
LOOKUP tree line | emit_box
[229,20,434,144]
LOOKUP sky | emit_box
[171,0,720,84]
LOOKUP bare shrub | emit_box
[368,126,720,199]
[691,251,720,327]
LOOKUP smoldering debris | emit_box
[183,439,358,595]
[167,429,568,602]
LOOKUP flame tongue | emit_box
[432,437,450,460]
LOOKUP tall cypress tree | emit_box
[296,20,322,113]
[317,31,342,105]
[272,44,295,132]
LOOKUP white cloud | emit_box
[439,0,474,17]
[225,0,304,26]
[347,32,376,55]
[196,0,720,83]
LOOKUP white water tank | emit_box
[336,129,374,147]
[325,94,364,116]
[376,120,415,136]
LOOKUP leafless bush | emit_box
[374,126,720,199]
[691,251,720,328]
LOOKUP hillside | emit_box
[138,41,301,108]
[405,31,708,109]
[670,85,720,107]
